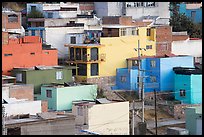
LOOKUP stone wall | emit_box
[87,76,115,91]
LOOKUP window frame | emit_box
[150,76,156,82]
[121,76,127,83]
[146,45,152,49]
[180,89,186,97]
[46,89,52,98]
[56,71,63,80]
[150,60,156,68]
[16,73,23,82]
[147,28,151,36]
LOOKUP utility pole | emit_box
[154,89,158,135]
[132,100,135,135]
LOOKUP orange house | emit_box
[2,34,58,75]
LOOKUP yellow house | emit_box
[65,25,156,85]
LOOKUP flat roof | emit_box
[13,66,76,71]
[102,24,136,28]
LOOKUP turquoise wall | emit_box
[41,85,97,111]
[191,75,202,104]
[174,74,191,104]
[174,74,202,104]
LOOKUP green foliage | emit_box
[27,10,44,18]
[169,2,202,38]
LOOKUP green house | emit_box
[40,83,97,111]
[11,66,76,96]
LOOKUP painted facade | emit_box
[113,56,195,92]
[2,35,58,76]
[173,67,202,104]
[11,66,75,95]
[178,3,202,23]
[172,39,202,64]
[40,84,97,111]
[185,106,202,135]
[65,25,156,82]
[3,98,42,117]
[72,100,129,135]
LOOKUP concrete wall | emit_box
[185,106,202,135]
[3,100,42,116]
[2,86,10,99]
[45,27,84,59]
[8,84,34,101]
[66,33,85,44]
[88,101,129,135]
[126,2,170,21]
[21,117,76,135]
[190,75,202,104]
[172,40,202,57]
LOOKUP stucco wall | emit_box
[45,27,84,59]
[2,86,10,99]
[87,101,129,135]
[3,100,42,116]
[172,40,202,57]
[100,27,156,77]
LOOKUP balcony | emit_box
[66,53,106,64]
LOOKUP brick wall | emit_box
[102,28,119,37]
[2,12,21,30]
[156,26,172,56]
[172,35,189,41]
[119,16,133,25]
[9,85,34,101]
[41,100,48,112]
[102,16,120,24]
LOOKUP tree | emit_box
[169,2,202,38]
[27,9,44,18]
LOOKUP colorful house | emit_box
[178,3,202,23]
[185,106,202,135]
[2,35,58,76]
[112,55,195,92]
[173,67,202,104]
[65,24,156,88]
[40,83,97,111]
[11,66,75,97]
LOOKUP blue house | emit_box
[178,3,202,23]
[112,55,195,93]
[173,67,202,104]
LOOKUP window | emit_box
[46,90,52,98]
[150,76,156,82]
[108,28,112,36]
[30,52,35,55]
[132,28,136,35]
[146,45,152,49]
[76,48,82,60]
[16,73,22,82]
[31,6,36,11]
[161,44,168,51]
[191,11,196,21]
[132,60,138,66]
[31,30,35,36]
[91,63,99,76]
[48,13,53,18]
[121,76,127,82]
[45,52,49,54]
[8,14,18,22]
[180,89,186,97]
[91,48,98,61]
[147,28,151,36]
[78,64,87,76]
[4,54,12,56]
[70,36,76,44]
[40,30,43,41]
[70,47,74,60]
[121,28,126,36]
[146,2,156,7]
[56,71,63,80]
[150,60,156,68]
[136,29,139,35]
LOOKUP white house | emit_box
[72,99,129,135]
[171,39,202,63]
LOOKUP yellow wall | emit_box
[99,27,156,77]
